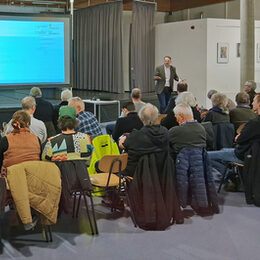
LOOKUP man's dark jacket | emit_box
[235,115,260,160]
[242,140,260,207]
[112,112,143,142]
[175,147,219,214]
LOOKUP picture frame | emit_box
[217,42,229,64]
[257,43,260,63]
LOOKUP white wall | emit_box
[155,19,260,108]
[207,19,260,108]
[155,19,207,107]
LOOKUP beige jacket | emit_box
[7,161,61,225]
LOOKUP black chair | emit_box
[55,160,98,235]
[218,162,244,193]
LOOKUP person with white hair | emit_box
[244,80,257,108]
[69,97,102,138]
[29,87,56,138]
[202,92,230,124]
[54,89,73,133]
[169,103,206,159]
[119,103,183,229]
[5,96,47,143]
[119,103,168,176]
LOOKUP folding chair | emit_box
[218,162,244,193]
[90,154,128,212]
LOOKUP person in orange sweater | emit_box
[0,110,41,175]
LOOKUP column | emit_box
[240,0,255,91]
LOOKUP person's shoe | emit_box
[24,215,38,231]
[101,198,113,208]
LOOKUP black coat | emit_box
[243,140,260,206]
[127,153,183,230]
[55,160,92,214]
[112,112,143,142]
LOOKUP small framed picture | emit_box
[257,43,260,63]
[217,42,229,64]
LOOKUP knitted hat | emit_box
[59,106,76,120]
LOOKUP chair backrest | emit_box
[88,135,120,175]
[98,153,128,173]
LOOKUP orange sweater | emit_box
[3,128,40,172]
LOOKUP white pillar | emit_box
[240,0,255,91]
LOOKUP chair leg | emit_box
[218,164,230,193]
[72,192,77,218]
[75,193,82,218]
[88,192,99,235]
[82,193,95,235]
[42,226,53,242]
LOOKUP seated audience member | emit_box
[42,106,94,214]
[5,96,47,143]
[120,103,182,229]
[68,97,102,139]
[112,101,143,142]
[106,88,145,136]
[244,80,257,108]
[30,87,56,138]
[207,89,236,111]
[202,93,230,124]
[119,103,170,176]
[169,104,218,214]
[169,104,206,160]
[161,80,188,129]
[229,92,257,132]
[208,93,260,175]
[161,90,200,130]
[54,89,73,132]
[42,106,93,165]
[131,88,146,113]
[0,110,41,175]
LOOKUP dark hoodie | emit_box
[123,125,169,176]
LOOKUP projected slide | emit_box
[0,20,65,84]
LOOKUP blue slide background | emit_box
[0,20,65,84]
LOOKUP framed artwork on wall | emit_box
[217,42,229,63]
[257,43,260,63]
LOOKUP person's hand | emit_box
[119,135,127,149]
[154,76,161,80]
[234,134,240,142]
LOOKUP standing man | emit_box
[154,56,179,114]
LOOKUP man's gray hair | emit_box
[207,89,218,99]
[211,93,228,110]
[139,103,158,126]
[131,88,141,99]
[174,103,193,118]
[61,89,72,101]
[68,97,84,111]
[235,92,250,105]
[22,96,36,110]
[175,91,197,107]
[245,80,257,91]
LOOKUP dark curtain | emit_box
[130,1,156,93]
[74,1,123,93]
